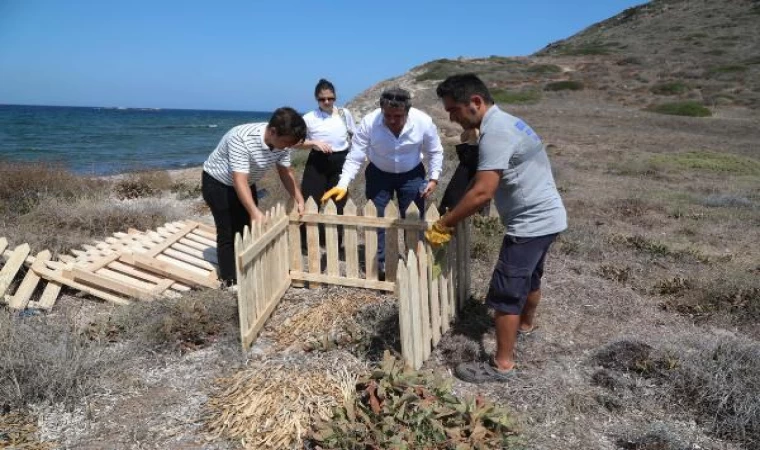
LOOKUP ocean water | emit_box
[0,104,272,175]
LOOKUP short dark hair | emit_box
[379,87,411,110]
[436,73,494,104]
[268,107,307,142]
[314,78,335,97]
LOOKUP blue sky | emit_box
[0,0,645,111]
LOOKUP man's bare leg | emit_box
[519,288,541,333]
[493,311,519,371]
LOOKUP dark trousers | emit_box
[439,143,490,215]
[300,150,348,246]
[365,162,426,268]
[201,171,258,284]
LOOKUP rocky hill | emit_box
[347,0,760,139]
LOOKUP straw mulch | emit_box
[204,354,365,449]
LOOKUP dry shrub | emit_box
[669,336,760,448]
[0,162,106,217]
[598,264,631,283]
[12,196,183,254]
[616,423,695,450]
[170,181,202,200]
[95,289,238,353]
[0,411,56,449]
[0,310,125,410]
[665,271,760,320]
[113,170,173,200]
[205,356,360,449]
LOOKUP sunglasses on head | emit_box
[381,93,409,102]
[318,97,336,102]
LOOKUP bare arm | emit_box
[277,164,305,214]
[232,171,264,222]
[439,170,501,228]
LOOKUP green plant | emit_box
[708,64,748,74]
[170,181,202,200]
[545,81,584,91]
[645,101,711,117]
[308,353,519,449]
[559,42,616,56]
[650,151,760,175]
[492,88,542,104]
[114,171,172,199]
[651,81,689,95]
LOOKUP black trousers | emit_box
[439,143,490,214]
[300,150,348,246]
[201,171,258,284]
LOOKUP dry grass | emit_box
[113,170,173,199]
[0,309,128,410]
[205,355,361,449]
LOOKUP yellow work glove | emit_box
[321,187,347,204]
[425,220,453,247]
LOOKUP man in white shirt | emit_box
[322,87,444,276]
[202,107,307,287]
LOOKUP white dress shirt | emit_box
[337,107,444,189]
[303,107,356,153]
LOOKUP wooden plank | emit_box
[152,278,174,296]
[241,277,290,349]
[177,237,212,252]
[35,281,62,310]
[440,273,450,334]
[31,264,130,306]
[404,203,421,255]
[155,254,210,277]
[235,231,249,349]
[237,214,289,266]
[363,201,378,281]
[145,222,198,258]
[343,199,359,279]
[125,253,219,289]
[463,218,472,305]
[417,241,431,360]
[396,257,414,369]
[323,200,339,277]
[0,237,8,255]
[254,221,267,321]
[8,250,51,310]
[447,246,456,323]
[68,268,155,301]
[195,222,217,236]
[305,198,321,288]
[96,268,156,293]
[0,244,31,298]
[289,271,394,292]
[293,213,428,230]
[86,253,122,272]
[108,261,190,292]
[384,202,399,283]
[165,248,217,271]
[424,206,442,344]
[407,249,423,369]
[186,232,217,248]
[456,222,466,310]
[287,200,305,288]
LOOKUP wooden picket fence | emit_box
[234,198,471,369]
[396,219,471,370]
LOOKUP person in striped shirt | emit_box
[202,107,307,287]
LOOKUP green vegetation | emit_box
[308,353,518,449]
[558,41,618,56]
[114,170,173,199]
[415,59,468,82]
[646,101,712,117]
[650,81,690,95]
[704,49,726,56]
[650,151,760,175]
[492,88,542,104]
[527,64,562,74]
[545,80,584,91]
[708,64,748,74]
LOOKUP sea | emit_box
[0,104,272,175]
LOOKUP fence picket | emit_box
[424,206,441,344]
[305,198,321,288]
[363,201,378,281]
[324,200,339,276]
[235,230,248,348]
[404,203,421,256]
[416,241,431,360]
[396,258,414,369]
[288,200,304,288]
[384,202,399,283]
[343,200,359,279]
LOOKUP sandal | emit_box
[454,360,517,384]
[518,325,539,339]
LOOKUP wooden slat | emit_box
[96,268,157,293]
[287,200,304,288]
[108,261,190,292]
[397,257,413,369]
[289,271,394,292]
[323,200,339,277]
[0,244,31,298]
[8,250,51,310]
[177,237,212,252]
[0,237,8,255]
[67,268,155,301]
[155,254,210,277]
[404,203,421,255]
[407,249,423,369]
[235,230,249,349]
[305,198,321,288]
[425,206,442,344]
[165,248,217,271]
[363,201,378,281]
[343,199,359,279]
[440,272,450,334]
[186,232,217,248]
[293,213,429,230]
[86,253,122,272]
[195,222,217,236]
[417,241,431,360]
[463,218,472,305]
[145,222,198,258]
[238,214,289,266]
[124,253,219,289]
[31,263,130,306]
[384,202,399,283]
[241,277,290,349]
[35,281,62,310]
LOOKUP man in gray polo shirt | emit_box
[426,73,567,383]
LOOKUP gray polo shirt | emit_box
[478,105,567,237]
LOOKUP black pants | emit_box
[300,150,348,246]
[201,171,258,284]
[439,143,490,215]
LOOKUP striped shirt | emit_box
[203,123,291,186]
